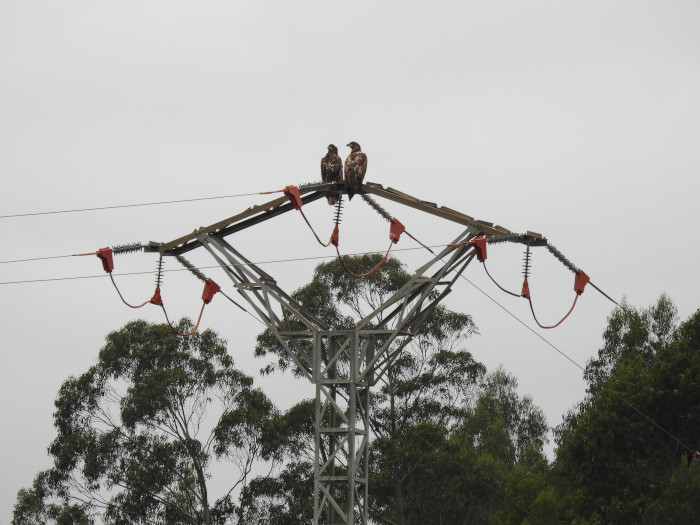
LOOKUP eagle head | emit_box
[347,141,361,152]
[327,144,338,154]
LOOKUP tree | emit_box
[551,296,700,523]
[251,254,549,524]
[370,368,549,525]
[13,319,287,525]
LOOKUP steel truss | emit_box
[147,182,542,524]
[193,223,479,523]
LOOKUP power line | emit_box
[462,274,586,372]
[5,232,685,451]
[4,235,693,461]
[461,273,695,453]
[0,192,261,219]
[0,245,439,285]
[0,254,77,265]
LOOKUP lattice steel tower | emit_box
[146,182,543,524]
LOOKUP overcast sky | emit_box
[2,1,700,521]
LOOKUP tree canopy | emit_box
[552,295,700,523]
[250,254,550,525]
[13,319,290,525]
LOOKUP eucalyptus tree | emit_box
[252,254,548,524]
[13,319,288,525]
[552,296,700,523]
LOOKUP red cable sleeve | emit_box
[527,293,579,329]
[299,208,334,247]
[404,230,435,254]
[589,282,619,305]
[482,261,522,298]
[109,273,151,309]
[160,302,207,337]
[220,290,248,312]
[335,241,394,278]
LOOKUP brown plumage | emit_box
[321,144,343,205]
[344,141,367,200]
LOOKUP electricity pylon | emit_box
[147,181,538,524]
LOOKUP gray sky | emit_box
[2,1,700,521]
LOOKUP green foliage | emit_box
[239,462,315,524]
[13,319,285,525]
[247,254,549,524]
[552,297,700,523]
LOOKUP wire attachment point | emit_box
[96,248,114,273]
[283,186,303,210]
[521,279,531,299]
[150,287,163,306]
[390,218,405,243]
[574,269,590,295]
[202,279,221,304]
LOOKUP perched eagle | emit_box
[344,141,367,200]
[321,144,343,205]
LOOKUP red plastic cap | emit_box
[330,225,339,247]
[389,218,405,243]
[202,279,221,304]
[468,237,487,262]
[96,247,114,273]
[150,287,163,306]
[521,279,530,299]
[574,269,590,295]
[283,186,303,210]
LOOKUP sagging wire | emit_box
[334,241,395,278]
[483,262,522,298]
[452,235,618,329]
[75,245,249,337]
[4,244,454,285]
[274,185,396,277]
[74,244,157,309]
[264,185,435,279]
[462,271,698,458]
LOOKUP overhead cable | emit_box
[0,192,260,219]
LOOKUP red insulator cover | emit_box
[283,185,303,210]
[96,247,114,273]
[150,287,163,306]
[202,279,221,304]
[468,237,487,262]
[330,225,339,247]
[574,269,590,295]
[390,218,405,243]
[521,279,531,299]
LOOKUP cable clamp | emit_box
[150,287,163,306]
[330,225,339,247]
[448,236,487,261]
[283,185,303,210]
[574,269,590,295]
[521,279,530,299]
[390,218,405,243]
[95,248,114,273]
[202,279,221,304]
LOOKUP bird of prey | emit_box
[321,144,343,205]
[344,141,367,200]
